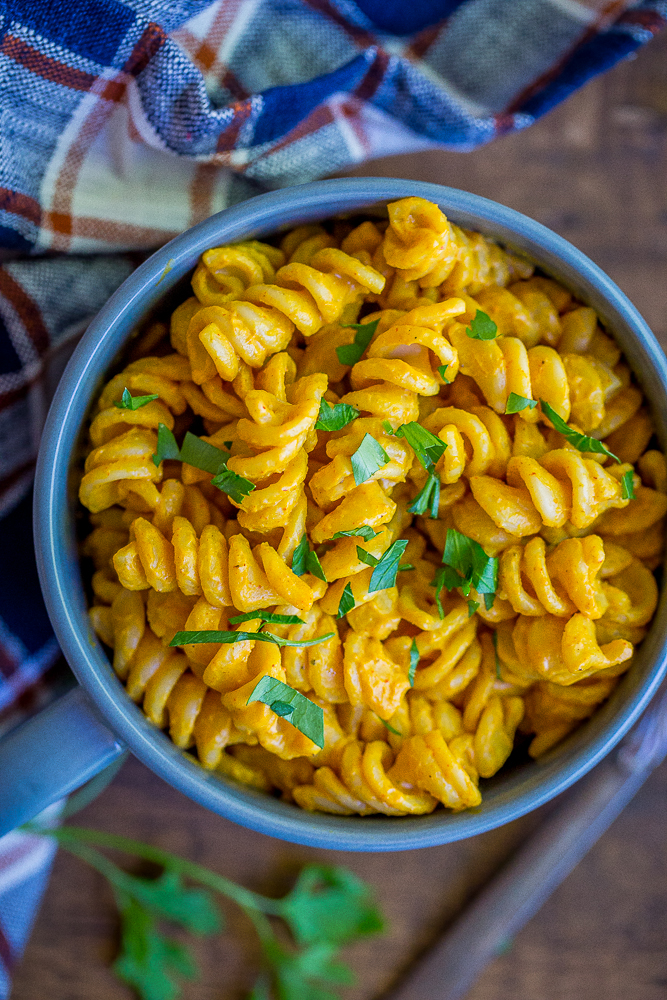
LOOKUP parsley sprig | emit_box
[151,425,255,503]
[350,433,389,486]
[432,529,498,616]
[505,393,537,415]
[336,318,379,366]
[466,310,498,341]
[26,824,384,1000]
[621,470,635,500]
[248,676,325,748]
[540,400,619,462]
[292,535,327,581]
[170,630,335,650]
[114,387,159,410]
[390,421,446,519]
[315,399,359,432]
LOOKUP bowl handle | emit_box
[0,686,125,837]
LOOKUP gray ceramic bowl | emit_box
[9,178,667,849]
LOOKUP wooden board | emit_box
[11,29,667,1000]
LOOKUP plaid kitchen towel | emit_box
[0,0,665,993]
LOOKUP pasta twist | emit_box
[191,241,286,307]
[499,535,608,618]
[293,739,437,815]
[470,449,628,536]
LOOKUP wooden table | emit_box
[12,31,667,1000]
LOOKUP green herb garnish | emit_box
[332,526,379,541]
[228,611,305,626]
[437,365,451,383]
[431,529,498,614]
[408,473,440,518]
[292,534,327,581]
[337,582,355,619]
[247,675,325,748]
[336,318,379,366]
[179,431,230,474]
[356,546,379,568]
[24,823,384,1000]
[540,399,619,461]
[368,539,409,594]
[408,639,419,687]
[350,433,389,486]
[315,399,359,432]
[152,423,180,467]
[170,630,334,649]
[210,467,256,504]
[621,470,635,500]
[505,392,537,415]
[378,717,401,736]
[466,310,498,341]
[114,387,159,410]
[395,422,447,471]
[468,600,480,617]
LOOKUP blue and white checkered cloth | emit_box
[0,0,665,992]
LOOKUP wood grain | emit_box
[11,29,667,1000]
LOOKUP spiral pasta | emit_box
[80,195,664,817]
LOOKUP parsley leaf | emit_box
[444,529,498,596]
[228,611,304,626]
[356,546,379,568]
[368,539,409,594]
[540,399,619,462]
[247,676,324,748]
[408,472,440,518]
[431,529,498,608]
[408,639,419,687]
[210,467,256,504]
[621,470,635,500]
[292,535,327,581]
[332,527,379,541]
[152,423,180,467]
[337,582,355,619]
[438,365,451,383]
[336,318,379,366]
[505,392,537,414]
[280,864,384,946]
[114,892,197,1000]
[179,432,230,474]
[395,422,446,471]
[432,565,461,617]
[170,630,334,649]
[114,387,159,411]
[315,399,359,432]
[468,600,480,617]
[466,310,498,341]
[350,433,389,486]
[379,717,401,736]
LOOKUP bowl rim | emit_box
[34,177,667,851]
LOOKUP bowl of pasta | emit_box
[28,177,667,850]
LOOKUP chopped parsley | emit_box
[114,387,159,410]
[337,582,355,619]
[336,318,379,366]
[291,535,327,582]
[315,399,359,432]
[466,310,498,341]
[350,433,389,486]
[505,393,537,415]
[247,676,324,748]
[540,399,619,462]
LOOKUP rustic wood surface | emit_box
[11,30,667,1000]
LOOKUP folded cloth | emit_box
[0,0,665,993]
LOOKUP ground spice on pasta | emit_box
[80,196,666,816]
